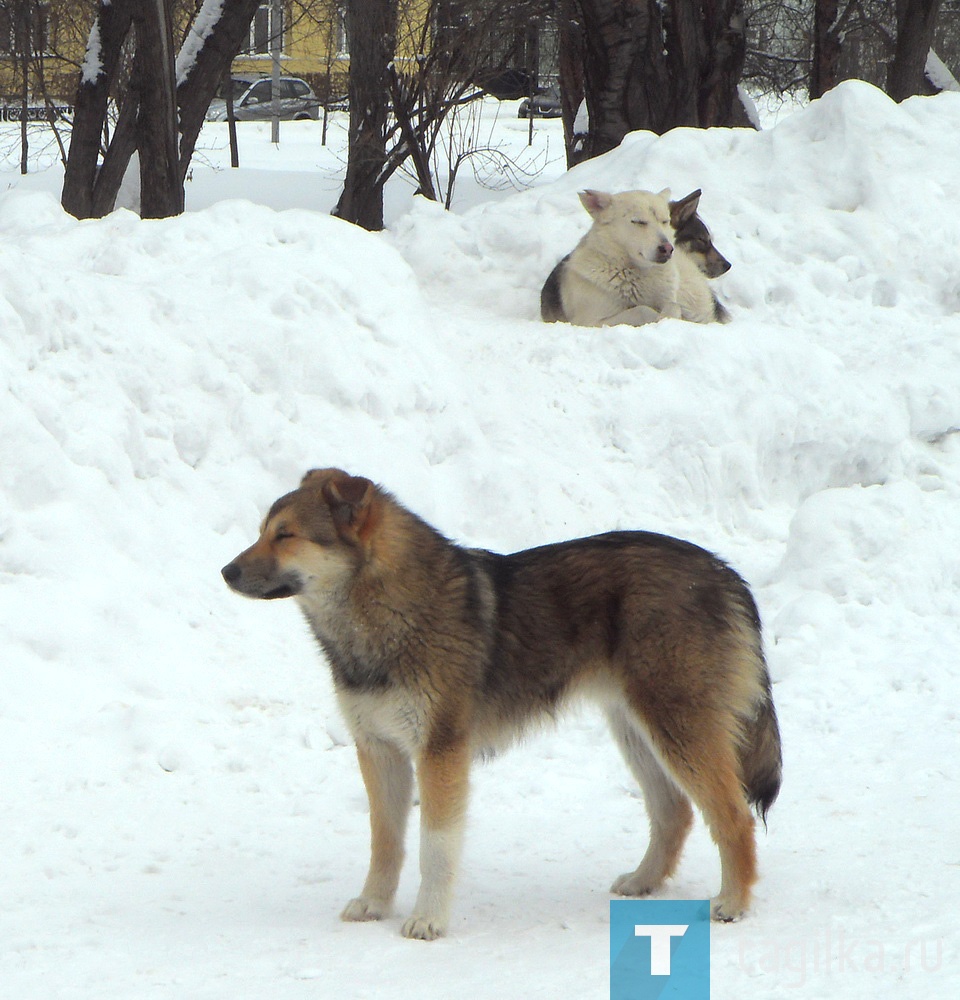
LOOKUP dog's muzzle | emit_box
[655,240,674,263]
[221,562,301,600]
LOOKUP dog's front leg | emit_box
[401,741,471,941]
[341,738,413,923]
[603,303,661,327]
[659,300,682,320]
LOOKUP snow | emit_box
[1,81,959,997]
[80,19,104,86]
[926,49,960,93]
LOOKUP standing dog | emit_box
[541,189,729,326]
[222,469,782,939]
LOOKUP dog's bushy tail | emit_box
[713,293,731,324]
[739,668,782,824]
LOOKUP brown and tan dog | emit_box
[222,469,781,939]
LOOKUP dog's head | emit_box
[579,188,675,268]
[669,189,731,278]
[221,469,380,602]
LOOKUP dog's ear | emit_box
[301,467,348,488]
[670,189,701,226]
[579,189,612,218]
[656,187,672,204]
[320,473,378,544]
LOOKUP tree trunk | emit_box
[90,92,139,218]
[61,0,135,219]
[176,0,263,184]
[810,0,842,99]
[333,0,398,231]
[696,1,748,126]
[224,74,240,168]
[886,0,942,101]
[134,1,183,218]
[387,67,438,202]
[18,1,30,175]
[557,0,586,167]
[576,0,665,159]
[574,0,749,163]
[62,0,261,220]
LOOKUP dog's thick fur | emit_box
[222,470,782,939]
[541,189,730,326]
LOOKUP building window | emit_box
[248,3,284,55]
[334,3,348,57]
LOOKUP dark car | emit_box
[206,76,321,122]
[517,87,562,119]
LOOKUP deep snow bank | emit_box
[1,81,958,998]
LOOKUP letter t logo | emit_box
[634,924,689,975]
[611,900,709,999]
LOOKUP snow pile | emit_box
[1,82,958,997]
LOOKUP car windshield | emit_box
[215,79,256,101]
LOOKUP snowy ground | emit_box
[1,83,959,998]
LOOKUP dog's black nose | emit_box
[221,563,241,584]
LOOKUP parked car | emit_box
[205,76,321,122]
[517,87,562,119]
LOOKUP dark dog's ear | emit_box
[320,473,377,544]
[579,189,612,218]
[669,189,702,227]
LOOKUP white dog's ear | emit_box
[579,190,612,218]
[657,188,672,202]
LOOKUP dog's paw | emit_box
[341,896,389,922]
[610,869,662,897]
[710,895,747,922]
[660,302,682,321]
[400,914,446,941]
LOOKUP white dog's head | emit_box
[579,189,675,269]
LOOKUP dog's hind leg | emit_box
[622,698,758,921]
[341,737,414,923]
[606,706,694,897]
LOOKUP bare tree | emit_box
[744,0,958,104]
[810,0,841,98]
[0,1,70,172]
[742,1,810,97]
[61,0,262,220]
[387,1,550,201]
[332,0,397,230]
[334,0,553,230]
[556,0,585,165]
[887,0,943,99]
[60,0,134,218]
[14,1,34,173]
[572,0,752,162]
[134,1,181,218]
